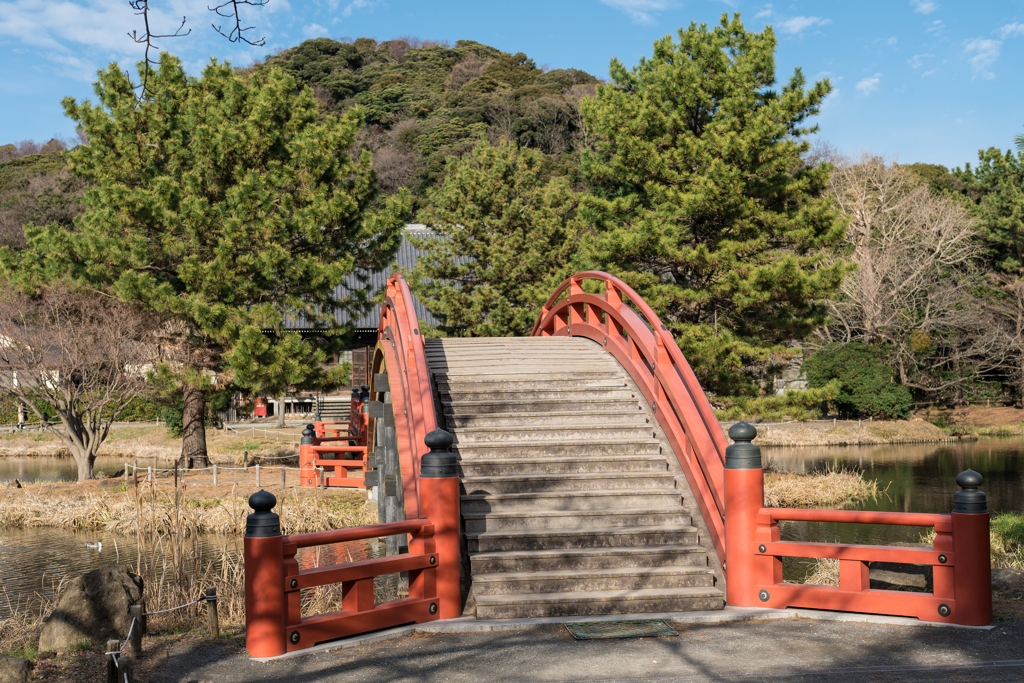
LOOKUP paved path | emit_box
[139,605,1024,683]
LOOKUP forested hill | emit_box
[253,37,598,197]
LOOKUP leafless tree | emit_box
[0,285,159,481]
[444,53,492,90]
[818,154,1001,395]
[563,83,597,154]
[488,90,519,144]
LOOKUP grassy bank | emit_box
[735,419,958,447]
[763,466,881,509]
[0,425,303,461]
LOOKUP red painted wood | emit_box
[762,509,949,526]
[244,535,287,657]
[758,542,953,565]
[754,583,956,623]
[285,598,437,652]
[284,520,431,549]
[952,512,993,625]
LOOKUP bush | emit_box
[803,342,913,419]
[712,382,840,422]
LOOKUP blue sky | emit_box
[1,0,1023,169]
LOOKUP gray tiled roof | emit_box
[286,225,441,332]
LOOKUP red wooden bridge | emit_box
[244,272,993,657]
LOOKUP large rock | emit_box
[38,565,145,652]
[0,656,30,683]
[993,567,1024,595]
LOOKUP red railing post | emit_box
[244,490,286,657]
[299,425,317,488]
[724,422,763,607]
[417,429,462,619]
[952,470,992,626]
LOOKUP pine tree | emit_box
[1,55,408,465]
[580,14,848,395]
[409,138,583,337]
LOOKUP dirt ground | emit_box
[917,405,1024,430]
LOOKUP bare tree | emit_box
[563,83,597,154]
[487,90,519,144]
[819,154,999,395]
[0,285,158,481]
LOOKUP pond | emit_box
[0,455,175,484]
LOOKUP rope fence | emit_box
[104,588,218,683]
[124,461,306,488]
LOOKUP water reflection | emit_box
[0,456,180,483]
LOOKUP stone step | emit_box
[461,472,677,495]
[474,587,725,619]
[462,508,690,533]
[470,545,710,573]
[457,454,666,477]
[466,525,698,552]
[447,410,647,429]
[460,489,682,513]
[472,566,717,595]
[440,388,634,402]
[453,439,662,459]
[437,379,627,393]
[452,425,652,444]
[443,399,638,415]
[433,371,622,383]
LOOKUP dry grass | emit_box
[801,558,841,587]
[763,466,881,509]
[746,420,953,447]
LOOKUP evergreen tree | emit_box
[1,55,407,466]
[580,14,848,395]
[956,148,1024,275]
[409,138,583,337]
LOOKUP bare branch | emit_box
[127,1,191,101]
[208,0,267,46]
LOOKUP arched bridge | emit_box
[243,272,994,657]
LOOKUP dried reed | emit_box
[763,465,881,509]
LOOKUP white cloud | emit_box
[999,22,1024,39]
[911,0,938,14]
[341,0,381,17]
[302,23,328,37]
[777,16,832,35]
[599,0,674,24]
[856,75,881,95]
[908,53,934,69]
[887,37,898,46]
[922,69,936,76]
[755,3,773,19]
[963,38,1001,79]
[926,20,944,34]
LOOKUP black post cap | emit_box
[245,490,280,537]
[351,387,360,398]
[725,421,761,469]
[421,429,458,478]
[953,469,987,514]
[359,384,370,401]
[301,424,315,445]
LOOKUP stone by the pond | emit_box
[0,655,31,683]
[38,565,145,652]
[868,560,932,592]
[993,567,1024,594]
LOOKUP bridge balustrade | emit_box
[245,430,462,657]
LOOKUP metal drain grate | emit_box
[564,619,679,640]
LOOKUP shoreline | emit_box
[722,419,965,447]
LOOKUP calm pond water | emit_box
[0,438,1021,611]
[0,455,177,483]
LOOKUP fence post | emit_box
[244,490,286,657]
[206,586,219,638]
[300,426,315,487]
[118,655,133,683]
[952,469,992,626]
[724,421,763,607]
[256,463,261,487]
[418,429,462,619]
[243,451,249,470]
[147,467,152,483]
[105,640,119,683]
[213,464,218,486]
[281,465,286,489]
[129,605,143,655]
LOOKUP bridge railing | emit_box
[725,422,991,625]
[377,274,439,520]
[245,431,462,657]
[532,271,728,562]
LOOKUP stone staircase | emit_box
[424,337,725,619]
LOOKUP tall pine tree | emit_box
[580,14,848,395]
[2,55,407,465]
[409,138,583,337]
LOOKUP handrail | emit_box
[762,509,949,526]
[377,273,439,519]
[532,271,728,563]
[284,519,429,549]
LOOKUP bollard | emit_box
[952,469,992,625]
[256,463,261,487]
[118,655,134,683]
[206,586,220,638]
[299,426,316,487]
[213,464,218,486]
[129,604,143,655]
[724,422,764,607]
[105,639,119,683]
[244,490,286,657]
[418,429,462,619]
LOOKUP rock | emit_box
[38,565,145,652]
[868,561,933,592]
[94,471,109,480]
[0,655,31,683]
[992,567,1024,593]
[4,479,21,489]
